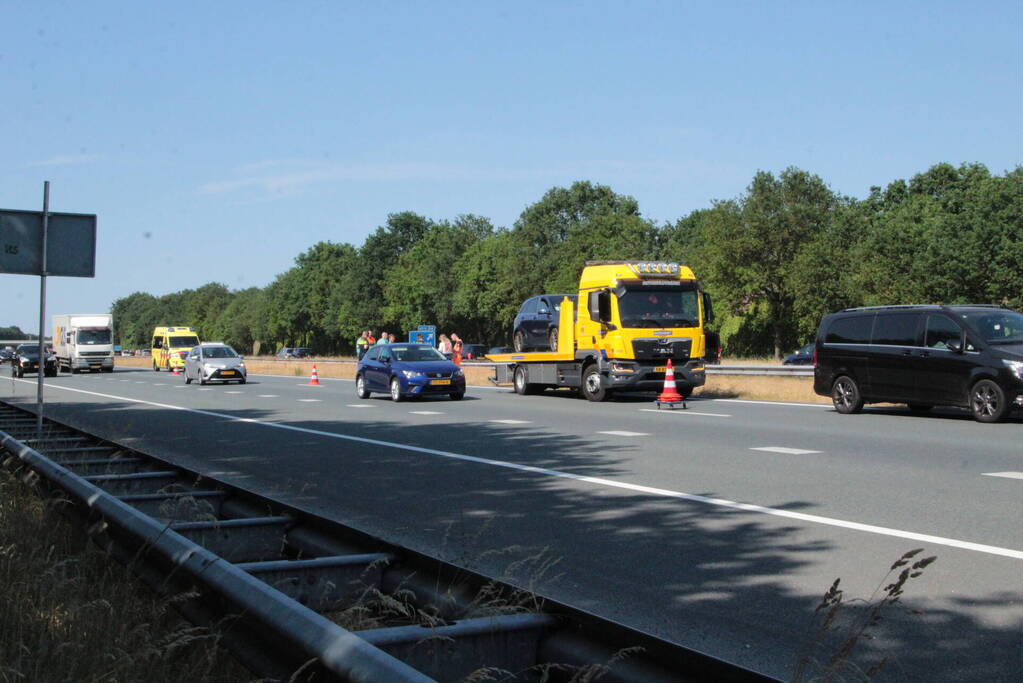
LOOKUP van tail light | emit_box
[812,346,818,368]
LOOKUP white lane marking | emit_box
[257,394,279,398]
[18,379,1023,561]
[489,419,530,424]
[198,388,212,391]
[409,410,443,415]
[707,398,830,409]
[346,404,373,408]
[135,381,147,384]
[120,380,130,382]
[639,408,731,418]
[173,386,186,389]
[225,391,243,394]
[297,399,321,402]
[751,446,821,455]
[983,472,1023,480]
[153,383,167,386]
[598,430,648,437]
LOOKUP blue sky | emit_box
[2,1,1021,334]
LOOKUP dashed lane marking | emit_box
[225,391,243,394]
[346,404,373,408]
[489,419,530,424]
[14,379,1023,561]
[297,399,321,402]
[257,394,279,398]
[598,430,648,437]
[751,446,821,455]
[639,408,731,418]
[409,411,444,415]
[983,472,1023,480]
[153,383,167,386]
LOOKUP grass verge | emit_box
[0,468,250,682]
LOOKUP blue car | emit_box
[356,343,466,401]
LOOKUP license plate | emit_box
[655,366,667,373]
[221,370,235,376]
[431,379,451,385]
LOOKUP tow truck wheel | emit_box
[513,366,539,395]
[581,364,609,402]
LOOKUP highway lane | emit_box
[3,368,1022,681]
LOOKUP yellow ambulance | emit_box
[150,326,201,372]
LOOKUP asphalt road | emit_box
[3,368,1022,681]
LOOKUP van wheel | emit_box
[513,331,526,353]
[513,366,540,395]
[970,379,1007,423]
[581,364,609,402]
[831,375,863,414]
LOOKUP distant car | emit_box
[704,330,722,365]
[0,349,14,362]
[356,343,465,401]
[11,344,57,378]
[488,346,511,356]
[462,344,488,361]
[184,342,247,385]
[513,294,577,352]
[277,347,312,359]
[783,343,815,365]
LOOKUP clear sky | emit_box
[2,1,1021,334]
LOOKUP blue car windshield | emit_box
[391,346,446,362]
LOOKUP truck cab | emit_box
[52,314,115,373]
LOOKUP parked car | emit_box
[462,344,488,361]
[184,342,247,385]
[0,348,14,362]
[10,343,57,378]
[356,343,465,401]
[512,294,577,352]
[814,304,1023,422]
[277,347,312,359]
[783,342,814,365]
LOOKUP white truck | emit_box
[52,313,115,373]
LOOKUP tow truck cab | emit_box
[490,261,713,401]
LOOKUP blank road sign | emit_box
[0,209,97,277]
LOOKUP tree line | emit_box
[111,162,1023,360]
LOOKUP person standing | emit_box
[450,333,463,366]
[376,331,389,346]
[356,331,369,360]
[437,334,452,358]
[367,330,376,345]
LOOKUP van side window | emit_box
[825,315,873,344]
[925,315,962,350]
[872,313,920,346]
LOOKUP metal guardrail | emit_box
[706,364,814,377]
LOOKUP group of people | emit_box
[354,329,463,365]
[355,330,397,359]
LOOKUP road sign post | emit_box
[0,183,97,437]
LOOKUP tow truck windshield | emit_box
[618,287,700,328]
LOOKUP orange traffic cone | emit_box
[171,365,181,375]
[655,358,686,409]
[307,365,321,386]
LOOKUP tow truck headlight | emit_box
[610,362,634,374]
[402,370,423,379]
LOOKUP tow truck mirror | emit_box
[702,292,715,323]
[588,290,612,324]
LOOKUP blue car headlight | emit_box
[453,368,464,378]
[402,369,424,379]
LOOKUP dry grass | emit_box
[0,469,250,682]
[115,356,823,403]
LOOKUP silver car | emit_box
[183,343,247,385]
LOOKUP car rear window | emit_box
[825,315,873,344]
[871,313,920,346]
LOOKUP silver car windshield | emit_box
[203,347,239,359]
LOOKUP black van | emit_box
[813,305,1023,422]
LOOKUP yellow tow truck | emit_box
[488,261,713,401]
